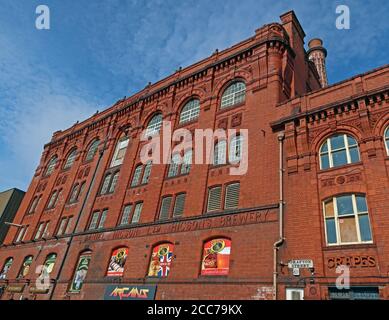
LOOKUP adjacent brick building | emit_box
[0,11,388,300]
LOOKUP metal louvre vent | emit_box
[207,186,222,212]
[159,197,172,220]
[225,183,240,209]
[173,194,186,217]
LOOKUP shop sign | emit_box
[104,285,157,300]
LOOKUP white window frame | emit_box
[85,139,100,161]
[286,288,304,300]
[45,156,57,176]
[229,135,243,163]
[179,99,200,124]
[63,149,77,169]
[213,140,227,165]
[323,194,373,246]
[131,165,143,187]
[385,127,389,156]
[145,114,163,137]
[319,134,360,170]
[110,138,129,167]
[132,202,143,223]
[220,81,246,109]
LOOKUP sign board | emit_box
[104,285,157,300]
[328,287,379,300]
[288,259,313,269]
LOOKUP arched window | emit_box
[168,154,181,177]
[100,174,112,195]
[229,135,243,163]
[107,247,128,277]
[69,251,92,292]
[141,161,153,184]
[18,255,33,278]
[179,99,200,124]
[69,184,80,203]
[131,165,143,187]
[147,243,174,278]
[108,172,120,193]
[385,127,389,155]
[0,257,13,279]
[41,253,57,277]
[220,81,246,109]
[145,113,163,137]
[201,238,231,276]
[213,140,227,165]
[63,149,77,169]
[320,134,360,170]
[181,150,192,175]
[47,190,58,209]
[45,156,57,176]
[85,139,100,161]
[323,194,372,245]
[28,196,40,214]
[110,137,129,167]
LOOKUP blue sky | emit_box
[0,0,388,191]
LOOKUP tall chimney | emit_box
[307,38,328,87]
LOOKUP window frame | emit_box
[319,134,360,170]
[45,156,58,177]
[384,127,389,156]
[323,194,373,246]
[220,81,246,109]
[85,139,100,162]
[110,137,129,168]
[179,99,200,124]
[63,149,77,170]
[145,113,163,137]
[88,209,108,231]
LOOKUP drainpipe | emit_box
[273,132,285,300]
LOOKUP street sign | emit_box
[288,259,313,269]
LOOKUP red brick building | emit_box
[0,11,388,300]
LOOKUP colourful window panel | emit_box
[107,248,128,277]
[69,253,91,292]
[148,243,174,278]
[201,239,231,276]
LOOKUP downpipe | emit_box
[273,132,285,300]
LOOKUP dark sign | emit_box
[104,285,157,300]
[328,287,379,300]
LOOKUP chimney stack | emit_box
[307,38,328,87]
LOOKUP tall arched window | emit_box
[63,149,77,169]
[145,113,163,137]
[85,139,100,161]
[100,174,112,195]
[323,194,372,245]
[179,99,200,124]
[107,247,128,277]
[220,81,246,109]
[320,134,360,170]
[110,137,129,167]
[229,135,243,163]
[141,161,153,184]
[131,165,143,187]
[201,238,231,276]
[0,257,13,279]
[147,243,174,278]
[45,156,58,176]
[108,172,120,193]
[213,140,227,165]
[18,255,33,278]
[385,127,389,155]
[69,251,92,292]
[41,253,57,277]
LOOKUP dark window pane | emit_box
[347,136,357,147]
[321,142,328,153]
[359,215,372,241]
[349,147,360,163]
[321,154,330,169]
[332,150,348,167]
[326,218,337,244]
[356,196,368,213]
[330,135,345,150]
[336,195,354,215]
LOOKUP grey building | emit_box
[0,189,25,244]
